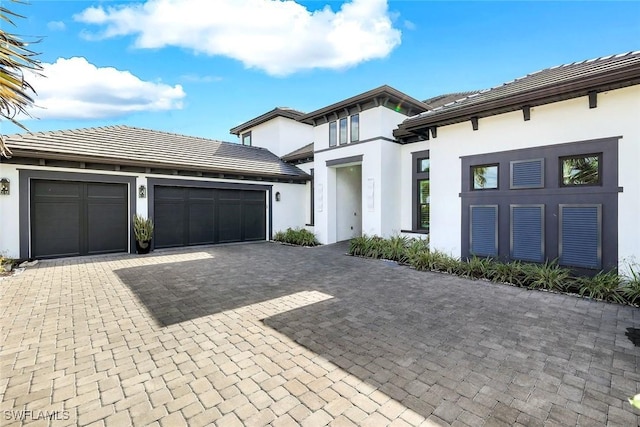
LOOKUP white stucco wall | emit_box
[241,116,313,158]
[0,163,20,258]
[403,86,640,270]
[314,138,402,244]
[0,164,307,258]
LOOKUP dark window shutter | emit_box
[470,205,498,257]
[511,205,544,262]
[511,159,544,189]
[559,205,601,269]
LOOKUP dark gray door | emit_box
[31,180,128,258]
[154,186,266,248]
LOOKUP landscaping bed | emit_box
[348,235,640,306]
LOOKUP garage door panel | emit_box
[33,181,81,198]
[156,186,186,200]
[87,202,128,254]
[33,201,81,257]
[218,203,242,243]
[31,180,128,258]
[87,182,128,199]
[243,204,266,241]
[188,188,215,200]
[154,201,186,248]
[188,203,215,245]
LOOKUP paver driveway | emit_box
[1,242,638,427]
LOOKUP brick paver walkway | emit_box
[1,242,638,426]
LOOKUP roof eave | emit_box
[229,108,304,135]
[298,85,429,124]
[396,66,640,137]
[4,149,310,182]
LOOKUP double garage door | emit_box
[30,180,267,258]
[154,186,266,248]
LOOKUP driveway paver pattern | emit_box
[0,242,638,426]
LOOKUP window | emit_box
[418,180,430,229]
[308,169,314,226]
[329,122,337,147]
[419,158,430,173]
[339,118,348,145]
[472,164,498,190]
[414,153,430,231]
[510,159,544,189]
[350,114,359,142]
[241,131,251,146]
[560,154,601,186]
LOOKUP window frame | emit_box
[339,117,348,145]
[559,153,602,187]
[413,151,430,232]
[350,114,359,142]
[329,121,337,147]
[241,131,252,147]
[471,164,499,191]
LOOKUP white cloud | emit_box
[47,21,66,31]
[74,0,402,76]
[404,20,416,31]
[25,57,185,120]
[180,74,223,83]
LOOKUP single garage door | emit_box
[154,186,266,248]
[31,180,129,258]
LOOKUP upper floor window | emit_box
[560,154,601,186]
[419,158,430,173]
[242,131,252,146]
[339,118,348,145]
[329,121,337,147]
[350,114,359,142]
[472,164,499,190]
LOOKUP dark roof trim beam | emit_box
[471,117,479,131]
[588,91,597,109]
[523,105,531,121]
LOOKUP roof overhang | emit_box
[298,85,429,126]
[3,149,311,183]
[395,63,640,142]
[229,108,305,135]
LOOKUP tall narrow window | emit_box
[339,118,348,145]
[418,180,430,230]
[308,169,314,226]
[329,122,337,147]
[242,131,252,146]
[414,153,430,231]
[350,114,359,142]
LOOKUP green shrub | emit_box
[487,260,526,287]
[273,228,319,247]
[383,235,410,262]
[403,238,429,264]
[348,235,368,256]
[459,256,494,279]
[576,270,625,303]
[133,214,154,242]
[524,260,572,291]
[620,264,640,304]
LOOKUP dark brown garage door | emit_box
[153,186,266,249]
[31,180,129,258]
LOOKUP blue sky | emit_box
[5,0,639,143]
